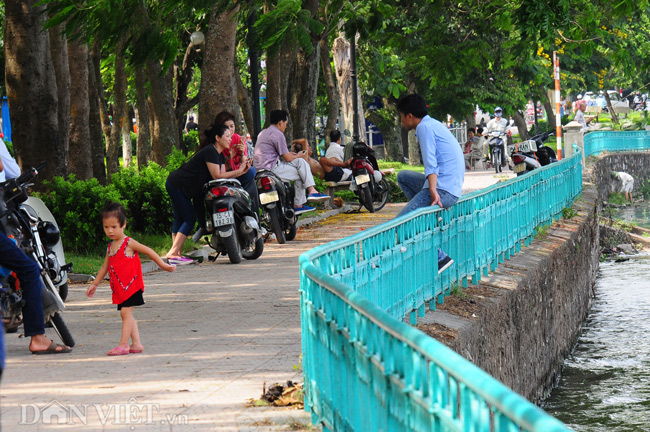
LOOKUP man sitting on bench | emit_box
[320,130,353,183]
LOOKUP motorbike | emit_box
[508,131,557,176]
[0,163,75,347]
[485,130,509,173]
[200,178,264,264]
[255,170,298,244]
[350,142,389,213]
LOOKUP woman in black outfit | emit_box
[164,124,251,263]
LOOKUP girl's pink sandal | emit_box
[107,345,130,356]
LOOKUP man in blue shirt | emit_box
[396,94,465,273]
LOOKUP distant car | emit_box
[594,91,629,112]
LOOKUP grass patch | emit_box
[449,283,467,299]
[562,207,578,219]
[378,160,425,173]
[607,192,627,205]
[534,224,549,238]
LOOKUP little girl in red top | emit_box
[87,202,176,356]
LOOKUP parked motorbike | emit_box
[508,131,557,176]
[0,163,75,347]
[486,130,509,173]
[255,170,297,244]
[200,178,264,264]
[350,142,389,213]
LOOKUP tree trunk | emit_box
[122,107,133,168]
[236,68,255,136]
[91,40,112,154]
[512,110,529,141]
[107,42,127,178]
[542,89,556,131]
[265,44,294,130]
[319,37,340,149]
[286,0,319,144]
[4,0,63,182]
[174,42,201,139]
[49,23,70,176]
[332,35,364,145]
[87,45,106,184]
[604,91,619,124]
[135,67,151,168]
[67,40,93,179]
[407,130,422,166]
[367,108,402,162]
[197,4,240,132]
[147,59,179,165]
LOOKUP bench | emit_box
[584,105,602,122]
[323,168,395,208]
[612,105,631,118]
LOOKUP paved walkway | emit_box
[1,170,511,431]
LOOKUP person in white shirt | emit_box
[0,138,20,182]
[612,171,634,203]
[483,107,509,166]
[573,101,589,132]
[319,130,352,182]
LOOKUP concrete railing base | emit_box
[416,186,600,403]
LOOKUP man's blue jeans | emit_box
[0,230,45,337]
[396,170,459,262]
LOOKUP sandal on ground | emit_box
[107,345,130,356]
[129,347,143,354]
[31,340,72,355]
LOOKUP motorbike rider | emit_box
[484,107,509,167]
[253,110,330,215]
[0,158,72,354]
[319,130,353,183]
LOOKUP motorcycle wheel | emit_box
[224,233,243,264]
[268,206,286,244]
[58,282,68,302]
[372,178,390,212]
[285,222,297,241]
[242,237,264,260]
[50,312,75,347]
[362,186,375,213]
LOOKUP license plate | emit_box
[514,163,526,174]
[213,211,234,227]
[355,174,370,185]
[259,190,279,205]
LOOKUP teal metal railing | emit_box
[299,151,583,432]
[584,130,650,157]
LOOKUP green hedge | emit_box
[39,149,189,254]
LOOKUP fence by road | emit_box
[584,130,650,157]
[299,151,583,431]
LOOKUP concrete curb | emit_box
[68,203,353,282]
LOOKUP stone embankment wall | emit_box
[419,152,650,404]
[418,186,601,404]
[589,152,650,200]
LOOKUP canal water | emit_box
[543,202,650,431]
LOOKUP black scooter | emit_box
[508,132,557,176]
[255,170,297,244]
[350,142,389,213]
[200,178,264,264]
[0,164,75,347]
